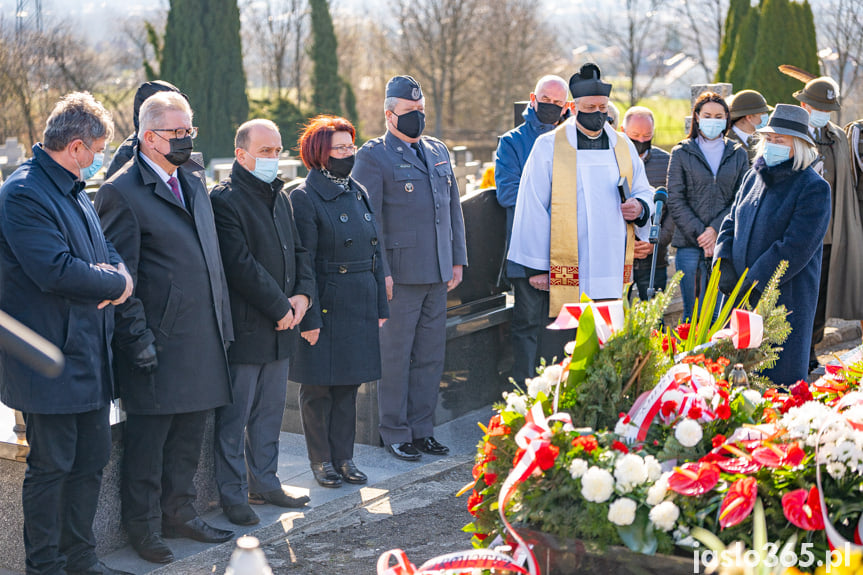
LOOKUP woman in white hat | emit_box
[714,104,831,386]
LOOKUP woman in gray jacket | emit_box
[667,92,749,321]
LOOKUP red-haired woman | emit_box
[289,115,389,488]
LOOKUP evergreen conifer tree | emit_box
[716,0,749,82]
[161,0,249,162]
[726,5,759,91]
[310,0,342,115]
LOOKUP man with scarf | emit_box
[352,75,467,462]
[495,75,573,384]
[508,63,653,316]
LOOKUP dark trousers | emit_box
[510,277,576,384]
[299,384,359,464]
[378,282,447,444]
[632,264,668,301]
[22,406,111,575]
[121,410,207,538]
[215,359,290,506]
[810,244,831,362]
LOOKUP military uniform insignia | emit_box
[405,183,414,193]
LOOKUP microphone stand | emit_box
[646,242,660,300]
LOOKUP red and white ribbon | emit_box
[547,301,624,345]
[711,309,763,349]
[376,548,528,575]
[497,402,574,574]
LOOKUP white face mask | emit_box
[808,109,831,128]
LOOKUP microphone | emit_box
[648,187,667,244]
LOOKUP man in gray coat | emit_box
[352,75,467,461]
[95,92,234,564]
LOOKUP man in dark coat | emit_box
[622,106,674,299]
[727,90,771,165]
[210,119,314,526]
[0,93,133,575]
[105,81,184,179]
[352,75,468,461]
[94,92,234,564]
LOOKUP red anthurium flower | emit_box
[612,440,630,454]
[712,434,727,448]
[467,490,484,516]
[752,442,805,468]
[668,462,721,496]
[717,457,763,475]
[676,323,691,340]
[535,443,560,471]
[572,435,598,453]
[782,486,825,531]
[719,476,758,529]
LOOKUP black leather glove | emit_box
[133,343,158,374]
[717,259,737,296]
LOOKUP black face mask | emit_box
[163,135,193,166]
[326,154,355,178]
[633,138,652,156]
[535,102,564,125]
[577,110,608,132]
[393,110,425,139]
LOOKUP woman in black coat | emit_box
[714,104,831,386]
[667,92,749,321]
[290,116,389,488]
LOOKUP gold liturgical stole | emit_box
[549,126,635,315]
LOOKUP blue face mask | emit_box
[809,109,831,128]
[755,114,769,130]
[762,142,791,167]
[78,149,104,181]
[698,117,726,140]
[250,157,279,183]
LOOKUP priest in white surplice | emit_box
[508,63,654,315]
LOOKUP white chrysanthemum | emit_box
[646,473,670,506]
[581,466,614,503]
[564,340,576,356]
[614,418,637,437]
[779,401,833,439]
[644,456,663,482]
[526,376,552,399]
[742,389,763,405]
[649,501,680,532]
[569,458,589,479]
[614,453,648,491]
[674,418,703,447]
[827,461,847,480]
[663,389,684,405]
[608,498,638,526]
[542,364,564,384]
[696,386,715,402]
[502,391,527,415]
[598,450,616,465]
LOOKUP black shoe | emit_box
[386,442,421,461]
[162,516,234,543]
[809,358,821,373]
[128,532,174,564]
[335,459,368,484]
[248,487,311,507]
[67,560,135,575]
[224,503,260,526]
[413,436,450,455]
[310,462,343,488]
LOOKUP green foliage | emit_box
[342,77,361,141]
[726,6,759,91]
[716,0,750,82]
[745,0,819,104]
[161,0,249,161]
[309,0,341,116]
[559,277,680,430]
[143,21,162,81]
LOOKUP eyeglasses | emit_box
[331,144,357,154]
[152,127,198,140]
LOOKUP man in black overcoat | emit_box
[95,92,234,564]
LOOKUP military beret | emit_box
[386,75,423,101]
[569,63,612,98]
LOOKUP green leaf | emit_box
[565,303,600,389]
[616,507,658,555]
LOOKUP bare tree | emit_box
[589,0,672,108]
[241,0,308,102]
[817,0,863,124]
[674,0,728,82]
[391,0,483,138]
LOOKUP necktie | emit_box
[167,176,183,204]
[411,142,425,165]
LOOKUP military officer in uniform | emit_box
[352,75,468,461]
